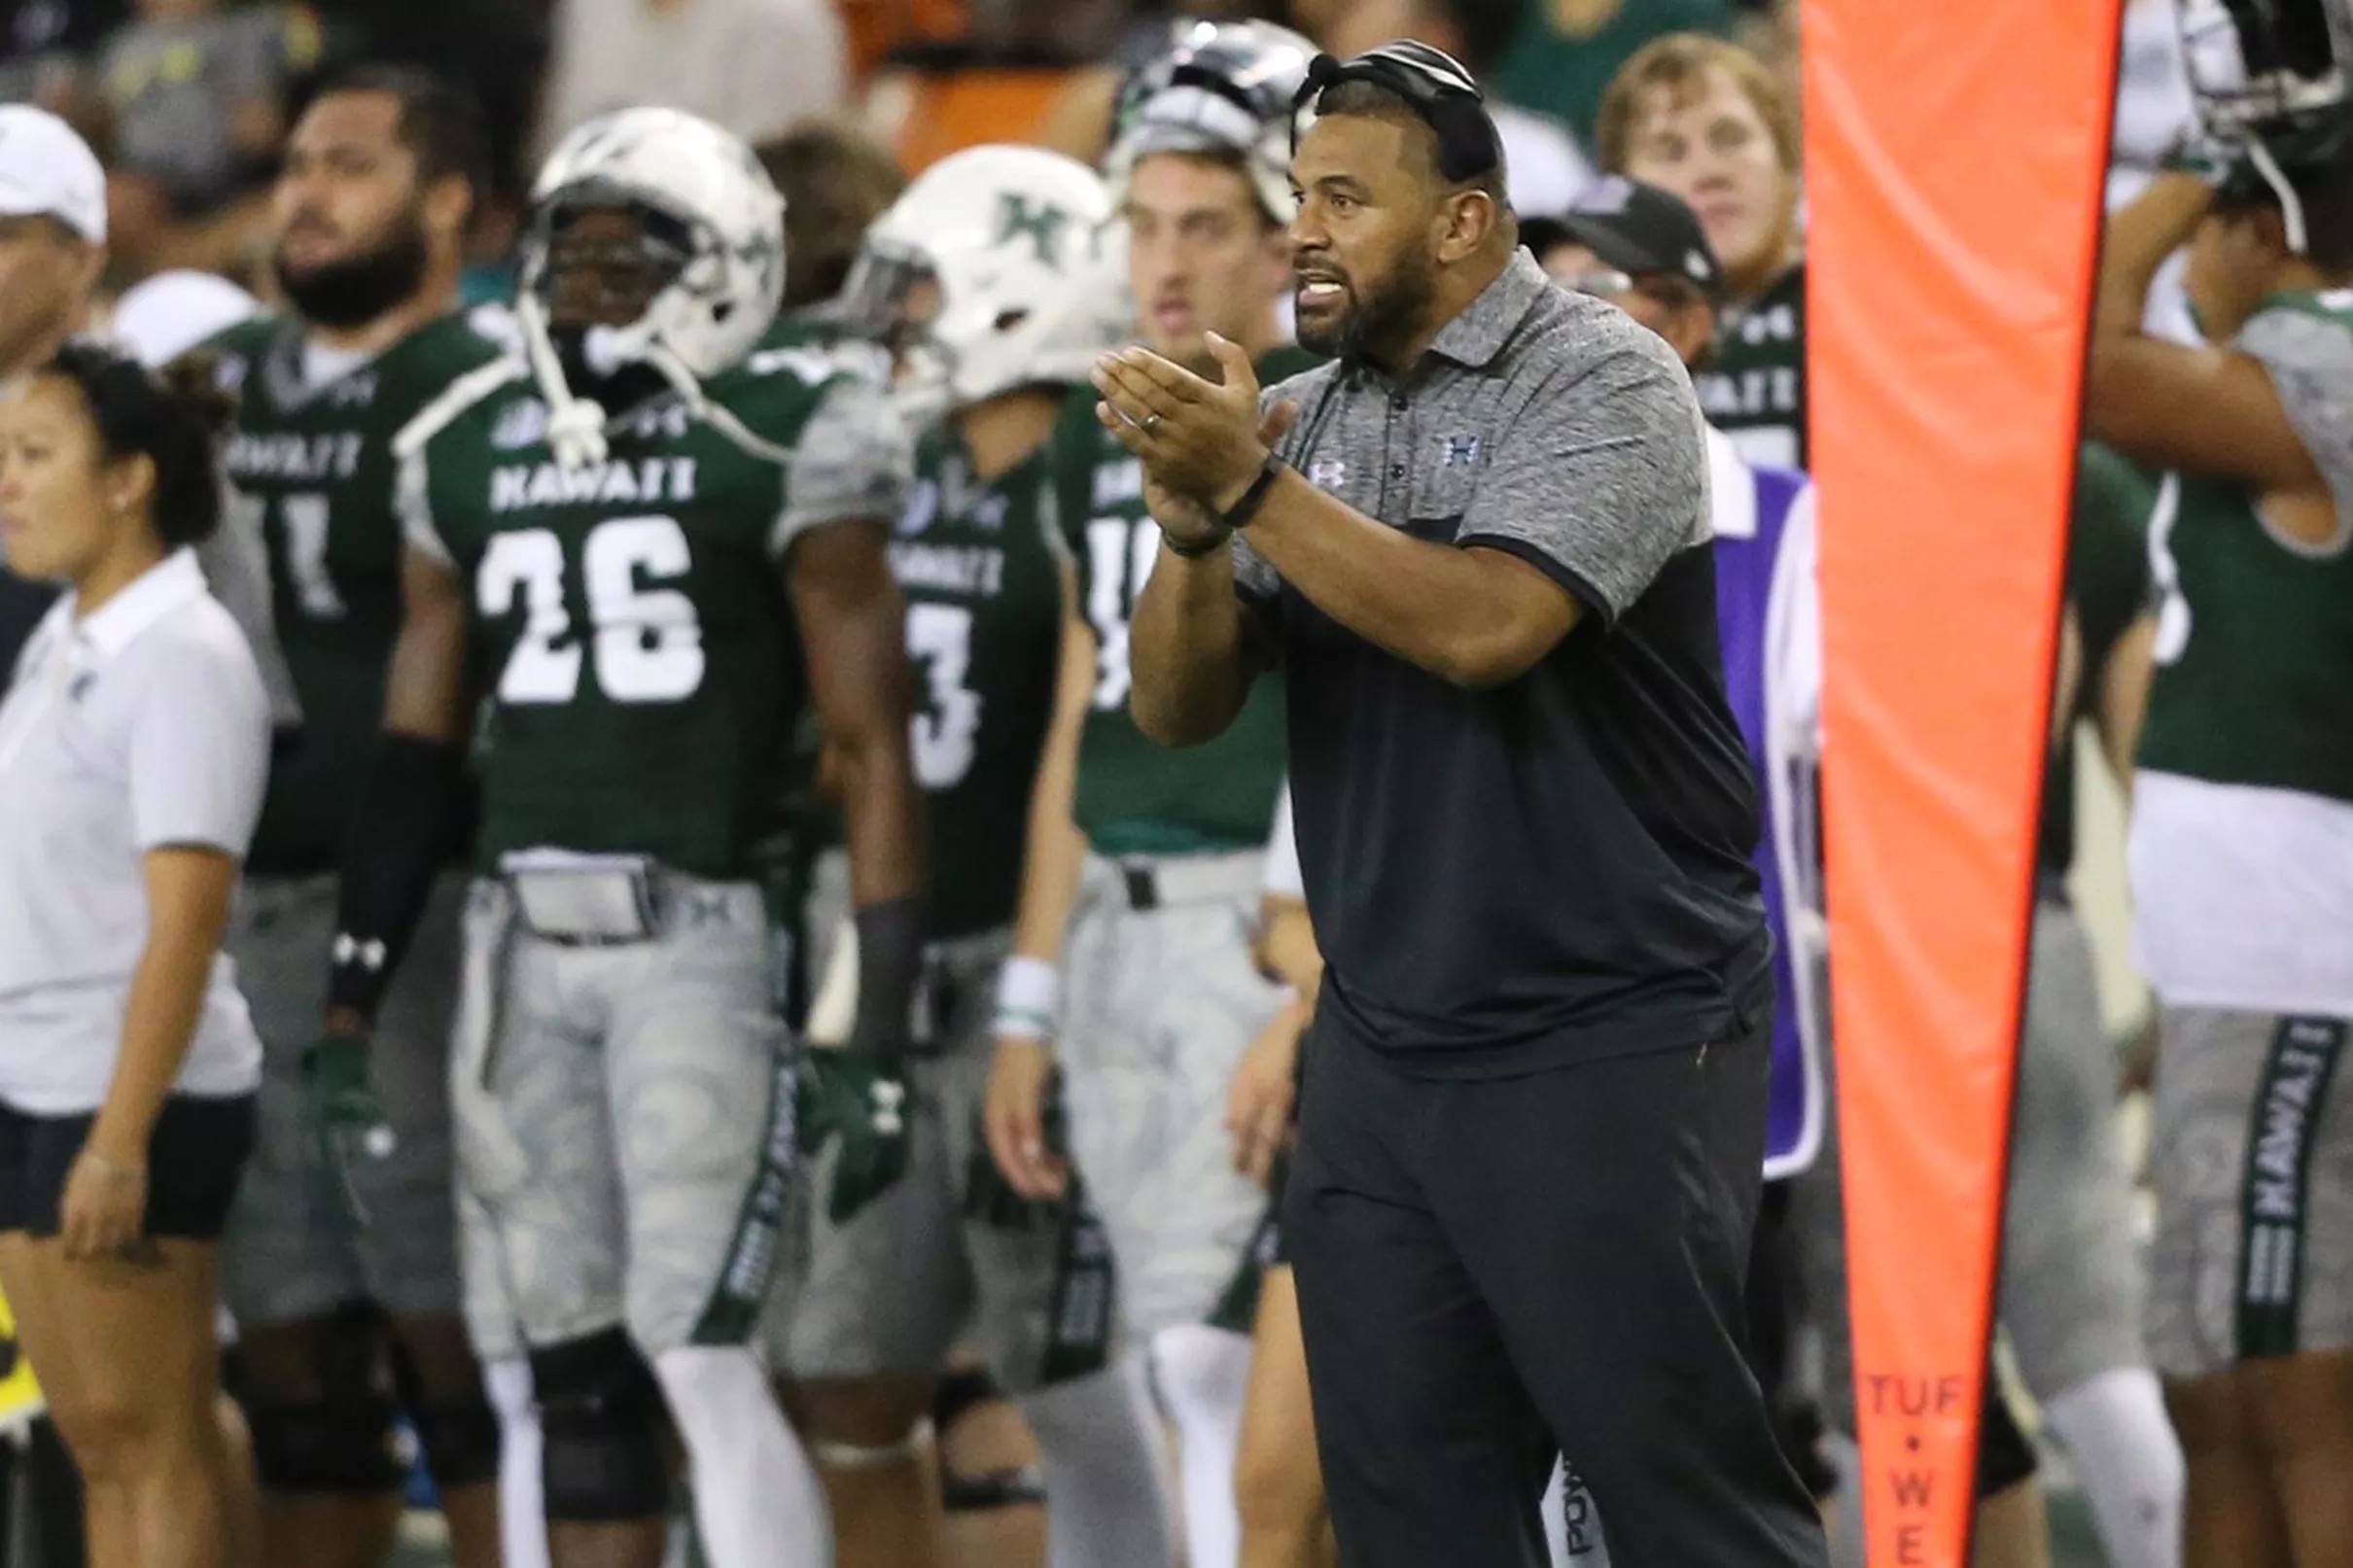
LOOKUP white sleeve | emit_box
[773,374,913,557]
[1767,484,1823,758]
[128,613,270,855]
[398,448,454,565]
[1262,782,1304,899]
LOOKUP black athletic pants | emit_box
[1286,1012,1829,1567]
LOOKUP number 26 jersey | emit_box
[396,331,913,881]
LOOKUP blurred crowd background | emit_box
[0,0,1807,304]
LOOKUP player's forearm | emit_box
[1241,470,1575,688]
[384,552,472,743]
[2098,614,2158,793]
[1011,610,1094,963]
[833,718,925,909]
[330,555,474,1029]
[2093,173,2210,346]
[1258,897,1323,1006]
[95,849,236,1164]
[832,716,925,1063]
[1130,546,1260,746]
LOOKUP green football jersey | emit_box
[2039,441,2159,877]
[2137,292,2353,804]
[1698,262,1806,470]
[397,325,912,881]
[206,311,507,873]
[1050,347,1314,857]
[895,429,1063,938]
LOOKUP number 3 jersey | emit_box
[395,330,913,882]
[893,428,1063,939]
[2130,291,2353,1017]
[205,311,509,873]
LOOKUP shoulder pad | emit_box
[395,357,533,461]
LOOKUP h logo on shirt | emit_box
[1438,434,1482,469]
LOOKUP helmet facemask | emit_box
[2181,0,2353,251]
[839,235,958,434]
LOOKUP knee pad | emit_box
[386,1337,504,1491]
[529,1329,671,1523]
[809,1417,932,1471]
[383,1325,508,1485]
[410,1402,504,1491]
[239,1307,404,1495]
[242,1399,405,1494]
[942,1462,1047,1514]
[932,1365,1002,1434]
[1976,1379,2041,1499]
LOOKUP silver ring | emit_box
[1142,412,1163,434]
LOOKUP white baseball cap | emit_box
[110,269,262,367]
[0,106,107,243]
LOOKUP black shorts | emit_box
[0,1093,255,1240]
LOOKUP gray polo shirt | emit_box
[1237,249,1770,1075]
[0,549,267,1113]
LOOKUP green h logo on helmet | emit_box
[995,192,1070,266]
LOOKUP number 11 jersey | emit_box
[206,311,507,874]
[396,330,913,882]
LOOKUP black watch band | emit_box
[1164,528,1231,560]
[1221,455,1285,530]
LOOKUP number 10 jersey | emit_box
[396,331,913,882]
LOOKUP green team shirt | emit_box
[2138,291,2353,804]
[2039,441,2159,877]
[205,311,507,874]
[397,325,912,880]
[1698,262,1806,470]
[894,428,1063,938]
[1048,346,1316,857]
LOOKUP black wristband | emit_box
[328,734,465,1022]
[1164,527,1232,560]
[1220,455,1285,530]
[848,896,927,1063]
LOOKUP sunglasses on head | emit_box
[1290,43,1503,184]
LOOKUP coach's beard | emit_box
[1296,264,1437,368]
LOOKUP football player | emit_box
[329,107,923,1568]
[776,143,1177,1568]
[2088,2,2353,1554]
[980,21,1320,1567]
[198,67,520,1568]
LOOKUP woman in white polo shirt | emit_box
[0,342,267,1566]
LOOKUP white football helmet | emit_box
[2178,0,2353,253]
[515,107,786,467]
[1105,17,1318,226]
[840,144,1129,432]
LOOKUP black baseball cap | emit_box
[1546,176,1725,303]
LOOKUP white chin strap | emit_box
[515,289,618,470]
[2247,136,2311,256]
[514,290,794,470]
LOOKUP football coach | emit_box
[1091,41,1829,1568]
